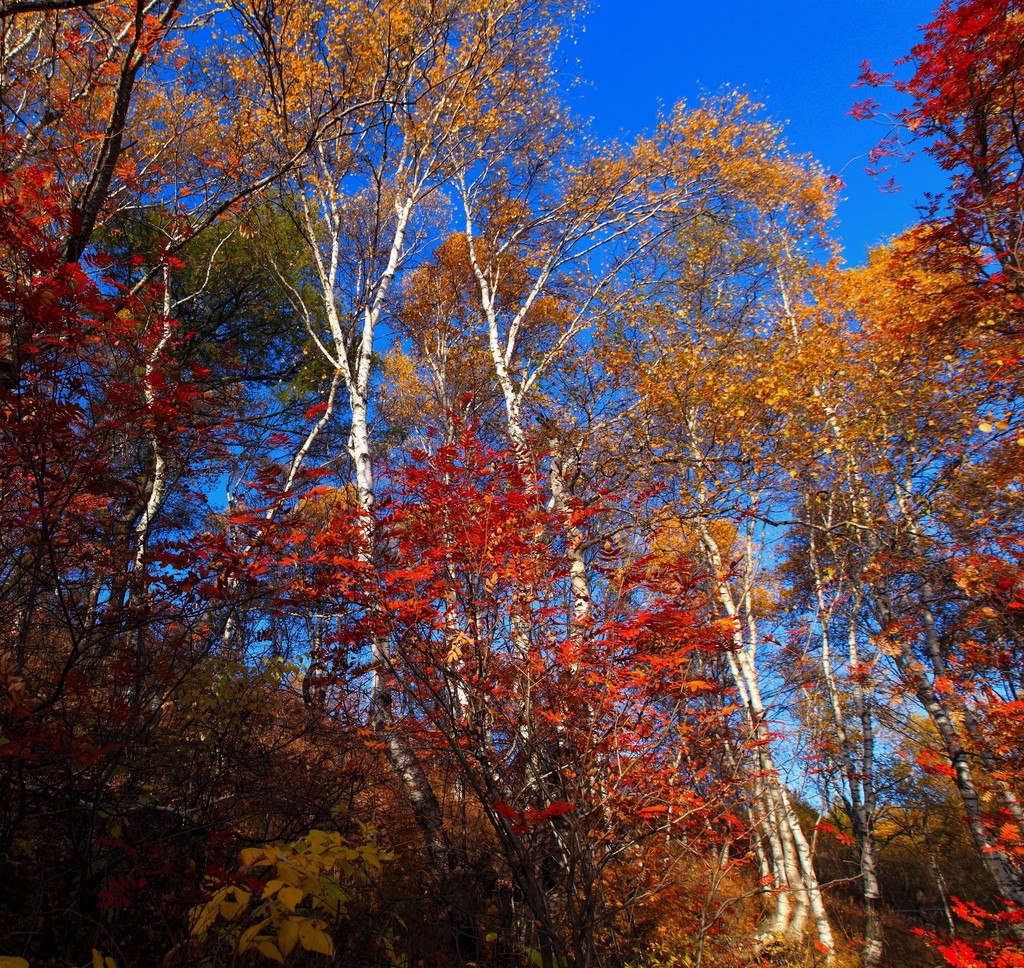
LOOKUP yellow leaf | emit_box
[0,959,30,968]
[298,918,335,956]
[190,887,230,938]
[240,847,268,867]
[278,864,302,886]
[256,939,285,964]
[979,421,994,432]
[262,878,286,899]
[219,887,251,921]
[238,917,271,954]
[277,885,305,912]
[277,918,299,957]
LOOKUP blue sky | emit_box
[568,1,944,265]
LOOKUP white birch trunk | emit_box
[808,530,883,967]
[888,484,1024,908]
[691,477,835,957]
[547,433,593,637]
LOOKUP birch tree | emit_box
[602,111,843,957]
[228,0,582,945]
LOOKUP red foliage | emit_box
[856,0,1024,336]
[292,426,731,819]
[0,152,258,961]
[276,425,742,957]
[921,898,1024,967]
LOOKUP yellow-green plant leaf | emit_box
[0,958,30,968]
[310,885,348,916]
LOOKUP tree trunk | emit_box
[694,505,835,958]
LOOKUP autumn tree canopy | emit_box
[0,1,1022,968]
